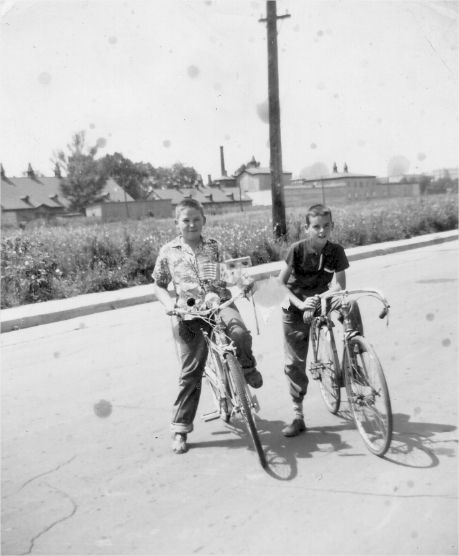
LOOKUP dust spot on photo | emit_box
[414,406,421,415]
[442,338,451,347]
[387,155,410,177]
[163,140,171,148]
[426,313,434,321]
[54,352,60,358]
[310,143,317,149]
[317,30,324,37]
[94,399,113,418]
[384,500,391,506]
[417,152,426,161]
[411,531,418,539]
[213,82,222,91]
[257,354,264,363]
[79,322,86,329]
[90,123,95,129]
[333,93,339,99]
[38,72,51,85]
[96,137,107,148]
[407,480,414,488]
[187,65,200,78]
[256,100,269,124]
[108,36,117,44]
[204,0,212,5]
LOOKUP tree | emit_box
[100,153,154,200]
[54,132,109,213]
[149,163,202,189]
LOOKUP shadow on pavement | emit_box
[382,413,457,468]
[256,418,352,481]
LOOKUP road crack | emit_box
[20,482,77,555]
[16,455,77,494]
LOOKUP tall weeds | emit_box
[1,194,457,308]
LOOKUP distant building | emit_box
[86,199,172,221]
[284,163,420,207]
[1,163,134,226]
[430,167,458,180]
[231,156,292,195]
[149,184,252,214]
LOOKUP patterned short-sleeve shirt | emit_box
[152,235,227,293]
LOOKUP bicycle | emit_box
[308,288,393,457]
[172,287,267,469]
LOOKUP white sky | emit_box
[1,0,458,180]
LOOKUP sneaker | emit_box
[282,418,307,437]
[244,369,263,389]
[171,433,188,454]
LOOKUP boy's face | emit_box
[175,207,206,243]
[305,214,334,247]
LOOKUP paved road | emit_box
[2,241,457,555]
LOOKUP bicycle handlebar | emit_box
[170,288,246,318]
[319,287,390,318]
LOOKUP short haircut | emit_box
[175,198,205,220]
[306,204,333,225]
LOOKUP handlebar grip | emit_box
[379,307,389,319]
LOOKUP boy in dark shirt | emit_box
[278,204,363,437]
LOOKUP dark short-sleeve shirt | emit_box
[284,239,349,313]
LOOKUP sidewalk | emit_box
[2,229,457,333]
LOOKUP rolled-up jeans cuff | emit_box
[170,422,194,435]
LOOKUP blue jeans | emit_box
[170,304,256,435]
[282,299,363,404]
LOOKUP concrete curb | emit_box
[2,230,457,333]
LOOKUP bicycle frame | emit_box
[172,289,260,421]
[317,287,389,388]
[309,287,393,455]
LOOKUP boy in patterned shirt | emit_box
[278,204,364,437]
[153,199,262,454]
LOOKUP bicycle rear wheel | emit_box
[314,321,341,414]
[344,336,392,457]
[226,354,267,468]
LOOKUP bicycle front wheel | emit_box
[226,354,267,468]
[344,336,392,457]
[315,321,341,414]
[205,348,231,423]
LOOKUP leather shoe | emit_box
[244,369,263,389]
[282,418,306,437]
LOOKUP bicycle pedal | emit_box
[201,410,220,422]
[250,395,260,413]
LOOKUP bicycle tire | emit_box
[314,320,341,414]
[226,354,267,468]
[344,336,392,457]
[205,348,231,423]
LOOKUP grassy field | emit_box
[1,194,457,308]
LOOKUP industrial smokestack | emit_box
[220,146,227,177]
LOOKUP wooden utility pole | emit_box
[260,2,290,239]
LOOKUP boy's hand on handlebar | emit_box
[298,295,320,311]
